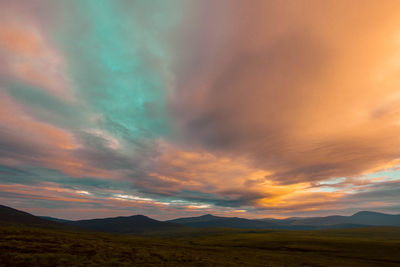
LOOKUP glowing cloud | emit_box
[1,0,400,219]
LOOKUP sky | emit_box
[1,0,400,220]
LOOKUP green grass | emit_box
[1,225,400,266]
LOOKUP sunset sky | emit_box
[1,0,400,220]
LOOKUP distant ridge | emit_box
[66,214,184,234]
[168,214,225,224]
[39,216,72,224]
[168,211,400,229]
[1,205,399,233]
[277,211,400,227]
[168,214,285,229]
[349,211,400,226]
[0,205,183,234]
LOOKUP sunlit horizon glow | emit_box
[1,0,400,220]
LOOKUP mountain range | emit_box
[167,211,400,230]
[1,205,399,234]
[0,205,69,229]
[67,214,183,234]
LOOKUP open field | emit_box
[1,225,400,266]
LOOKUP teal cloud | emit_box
[5,81,87,129]
[53,0,183,143]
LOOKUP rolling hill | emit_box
[283,211,400,227]
[67,214,184,234]
[0,205,66,229]
[168,214,284,229]
[168,214,224,224]
[168,211,400,229]
[0,205,184,234]
[349,211,400,225]
[2,205,399,233]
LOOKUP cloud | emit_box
[0,1,73,101]
[1,0,400,219]
[171,0,400,184]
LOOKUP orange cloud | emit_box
[142,142,346,212]
[0,92,116,178]
[0,7,73,101]
[173,0,400,185]
[0,25,41,55]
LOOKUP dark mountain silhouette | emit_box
[183,217,282,229]
[168,214,225,224]
[0,205,66,229]
[39,216,72,224]
[67,215,184,234]
[256,217,296,225]
[168,214,290,229]
[0,205,183,234]
[168,211,400,229]
[289,215,348,226]
[348,211,400,226]
[2,205,399,233]
[282,211,400,227]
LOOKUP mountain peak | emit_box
[201,214,216,218]
[0,205,67,229]
[129,214,149,219]
[351,211,385,217]
[68,213,182,234]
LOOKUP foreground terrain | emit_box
[1,225,400,266]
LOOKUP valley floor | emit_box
[1,225,400,266]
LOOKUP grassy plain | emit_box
[1,225,400,266]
